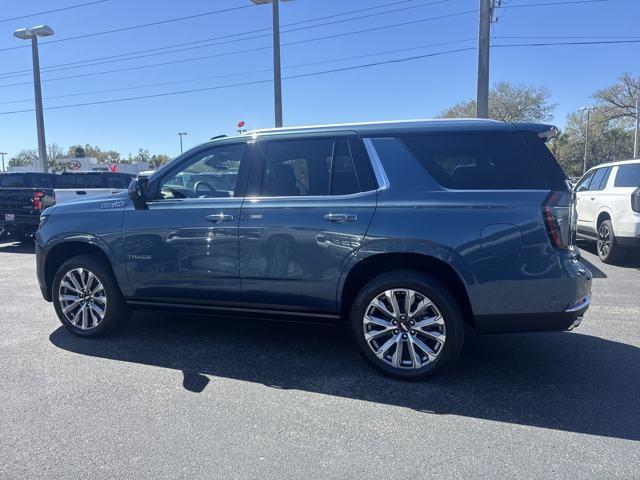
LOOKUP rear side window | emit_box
[614,164,640,187]
[259,138,362,197]
[399,133,549,190]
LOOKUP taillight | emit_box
[632,187,640,213]
[542,191,574,251]
[32,190,45,211]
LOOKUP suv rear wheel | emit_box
[597,219,624,264]
[349,270,464,380]
[52,254,130,337]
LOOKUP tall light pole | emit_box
[634,98,639,159]
[13,25,54,173]
[178,132,187,154]
[0,152,6,172]
[581,106,593,174]
[250,0,291,128]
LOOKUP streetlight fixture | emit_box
[13,25,54,173]
[250,0,292,128]
[178,132,188,154]
[580,106,594,174]
[0,152,7,172]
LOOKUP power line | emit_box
[500,0,608,7]
[0,47,475,115]
[0,0,450,78]
[0,4,255,53]
[493,39,640,47]
[0,0,108,24]
[0,9,478,88]
[0,38,475,105]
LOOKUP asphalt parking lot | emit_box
[0,242,638,479]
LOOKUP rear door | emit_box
[238,133,377,313]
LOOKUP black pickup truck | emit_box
[0,173,58,242]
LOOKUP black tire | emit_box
[597,219,624,264]
[349,270,464,380]
[52,254,130,337]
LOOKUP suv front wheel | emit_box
[349,270,464,380]
[52,254,130,337]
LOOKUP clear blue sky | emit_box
[0,0,638,160]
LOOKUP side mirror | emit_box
[128,177,149,203]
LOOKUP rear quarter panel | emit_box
[360,136,577,316]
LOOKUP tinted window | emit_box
[107,176,132,189]
[58,174,104,189]
[575,171,595,192]
[0,175,27,187]
[400,133,549,190]
[159,144,244,199]
[331,140,360,195]
[259,138,361,197]
[614,164,640,187]
[588,167,608,191]
[32,175,57,188]
[521,133,568,191]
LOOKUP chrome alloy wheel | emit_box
[598,224,611,258]
[363,289,446,369]
[58,268,107,330]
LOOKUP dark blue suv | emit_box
[36,120,592,379]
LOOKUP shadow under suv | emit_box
[36,119,592,379]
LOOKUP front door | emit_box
[239,134,378,313]
[575,169,595,234]
[123,142,249,304]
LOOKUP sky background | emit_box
[0,0,638,162]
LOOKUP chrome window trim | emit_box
[362,138,390,190]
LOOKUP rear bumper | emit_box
[0,216,39,238]
[475,293,590,334]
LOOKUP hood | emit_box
[49,190,130,215]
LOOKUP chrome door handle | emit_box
[206,213,234,223]
[323,213,358,223]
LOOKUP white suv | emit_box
[575,159,640,263]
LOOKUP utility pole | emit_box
[581,107,592,174]
[272,0,283,128]
[634,98,639,159]
[0,152,6,172]
[249,0,289,128]
[476,0,497,118]
[178,132,187,154]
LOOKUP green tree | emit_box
[67,144,121,163]
[554,74,638,176]
[439,82,556,122]
[149,154,171,169]
[8,149,38,168]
